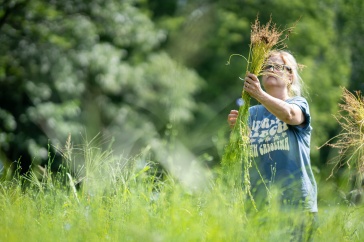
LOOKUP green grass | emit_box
[0,143,363,242]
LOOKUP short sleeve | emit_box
[287,97,311,130]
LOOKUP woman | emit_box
[228,50,318,238]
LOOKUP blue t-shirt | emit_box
[248,96,318,212]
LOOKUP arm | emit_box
[243,72,305,126]
[255,92,304,126]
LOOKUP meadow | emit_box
[0,139,363,242]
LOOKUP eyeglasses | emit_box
[263,63,292,73]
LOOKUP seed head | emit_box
[250,17,283,49]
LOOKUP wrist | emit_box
[256,91,268,104]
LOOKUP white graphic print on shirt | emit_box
[250,117,290,157]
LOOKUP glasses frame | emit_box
[263,63,292,73]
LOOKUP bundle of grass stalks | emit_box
[327,87,364,189]
[221,17,292,205]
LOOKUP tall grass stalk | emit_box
[326,87,364,189]
[221,17,291,209]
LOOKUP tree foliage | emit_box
[0,0,202,175]
[0,0,363,182]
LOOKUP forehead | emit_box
[267,54,284,64]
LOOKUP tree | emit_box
[338,0,364,92]
[0,0,203,176]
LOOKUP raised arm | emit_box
[254,92,304,125]
[243,72,305,126]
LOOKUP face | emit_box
[261,54,292,90]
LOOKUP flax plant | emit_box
[221,17,292,208]
[327,87,364,189]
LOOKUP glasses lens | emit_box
[264,64,274,71]
[275,64,285,71]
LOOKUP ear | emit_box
[288,73,293,84]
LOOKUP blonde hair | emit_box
[267,50,304,97]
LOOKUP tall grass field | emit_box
[0,137,363,242]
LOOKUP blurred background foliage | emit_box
[0,0,363,194]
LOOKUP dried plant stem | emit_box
[325,87,364,188]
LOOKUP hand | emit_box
[244,72,263,100]
[227,110,239,128]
